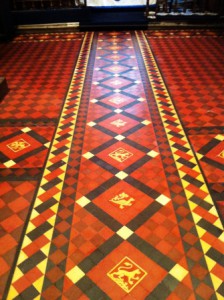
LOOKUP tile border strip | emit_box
[136,30,224,299]
[6,32,94,299]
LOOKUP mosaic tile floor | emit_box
[0,29,223,299]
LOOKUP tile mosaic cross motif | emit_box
[7,139,30,152]
[109,147,133,162]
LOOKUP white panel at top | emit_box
[87,0,156,6]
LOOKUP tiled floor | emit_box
[0,29,223,299]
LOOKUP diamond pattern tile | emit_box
[0,29,223,300]
[0,127,53,168]
[0,181,37,297]
[144,29,224,221]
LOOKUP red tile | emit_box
[1,29,223,300]
[1,215,23,233]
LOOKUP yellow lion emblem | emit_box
[108,257,147,292]
[112,262,141,284]
[109,261,142,292]
[110,192,135,209]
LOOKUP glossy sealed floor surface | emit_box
[0,29,223,299]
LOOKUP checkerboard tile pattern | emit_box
[0,32,84,299]
[145,29,224,222]
[0,30,223,299]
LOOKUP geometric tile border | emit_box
[3,29,224,300]
[137,31,224,299]
[6,32,94,299]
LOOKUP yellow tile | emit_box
[26,222,36,234]
[33,276,45,293]
[188,201,197,210]
[115,171,128,180]
[37,258,48,274]
[217,293,224,300]
[156,194,170,205]
[141,120,151,125]
[58,173,65,180]
[178,170,185,178]
[56,182,63,190]
[41,244,50,256]
[196,153,203,160]
[169,264,188,281]
[83,152,94,159]
[147,150,159,158]
[191,212,201,223]
[196,174,204,182]
[44,227,54,239]
[7,286,19,300]
[60,164,67,171]
[213,218,223,230]
[193,165,200,173]
[76,196,91,207]
[182,180,189,188]
[200,184,209,193]
[48,214,57,225]
[41,178,48,184]
[38,187,46,196]
[210,273,223,291]
[185,190,193,198]
[205,256,216,271]
[44,142,50,148]
[22,235,32,247]
[172,153,180,161]
[200,240,211,253]
[219,232,224,242]
[116,226,133,240]
[204,195,214,205]
[67,266,85,284]
[11,267,23,281]
[215,134,224,141]
[4,160,16,168]
[209,206,219,217]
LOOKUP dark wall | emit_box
[198,0,224,13]
[0,0,14,39]
[12,8,86,25]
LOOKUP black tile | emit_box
[86,203,121,232]
[198,219,223,238]
[183,174,203,188]
[27,222,52,241]
[201,157,224,171]
[14,286,39,300]
[128,235,175,271]
[86,177,119,200]
[19,251,47,273]
[198,139,220,155]
[35,197,58,214]
[177,157,196,169]
[77,277,111,300]
[206,248,224,266]
[124,155,151,174]
[127,202,162,231]
[90,156,119,174]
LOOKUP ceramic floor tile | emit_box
[0,29,223,300]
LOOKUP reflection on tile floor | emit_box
[0,29,223,299]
